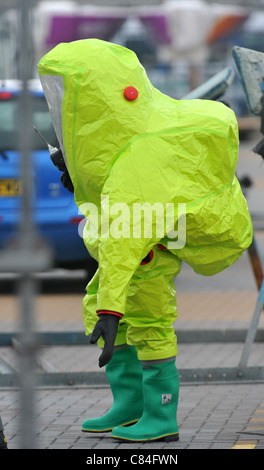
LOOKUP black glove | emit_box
[60,169,74,193]
[50,149,66,171]
[90,314,120,368]
[49,148,74,193]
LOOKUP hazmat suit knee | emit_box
[83,244,181,361]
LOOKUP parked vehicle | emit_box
[0,79,97,279]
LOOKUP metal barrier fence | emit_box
[0,0,52,448]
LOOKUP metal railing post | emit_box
[17,0,38,449]
[0,0,52,448]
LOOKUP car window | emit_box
[0,94,59,151]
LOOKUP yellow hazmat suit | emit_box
[38,38,252,362]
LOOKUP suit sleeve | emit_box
[96,151,162,315]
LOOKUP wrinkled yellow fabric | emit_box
[83,245,181,360]
[38,39,252,359]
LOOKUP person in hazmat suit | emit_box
[38,39,252,443]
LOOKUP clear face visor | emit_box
[39,74,67,166]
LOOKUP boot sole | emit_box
[112,432,179,443]
[82,419,139,433]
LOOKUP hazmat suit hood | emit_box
[38,39,252,316]
[38,39,154,207]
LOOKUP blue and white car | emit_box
[0,79,96,278]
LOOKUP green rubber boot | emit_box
[111,359,179,442]
[82,346,143,432]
